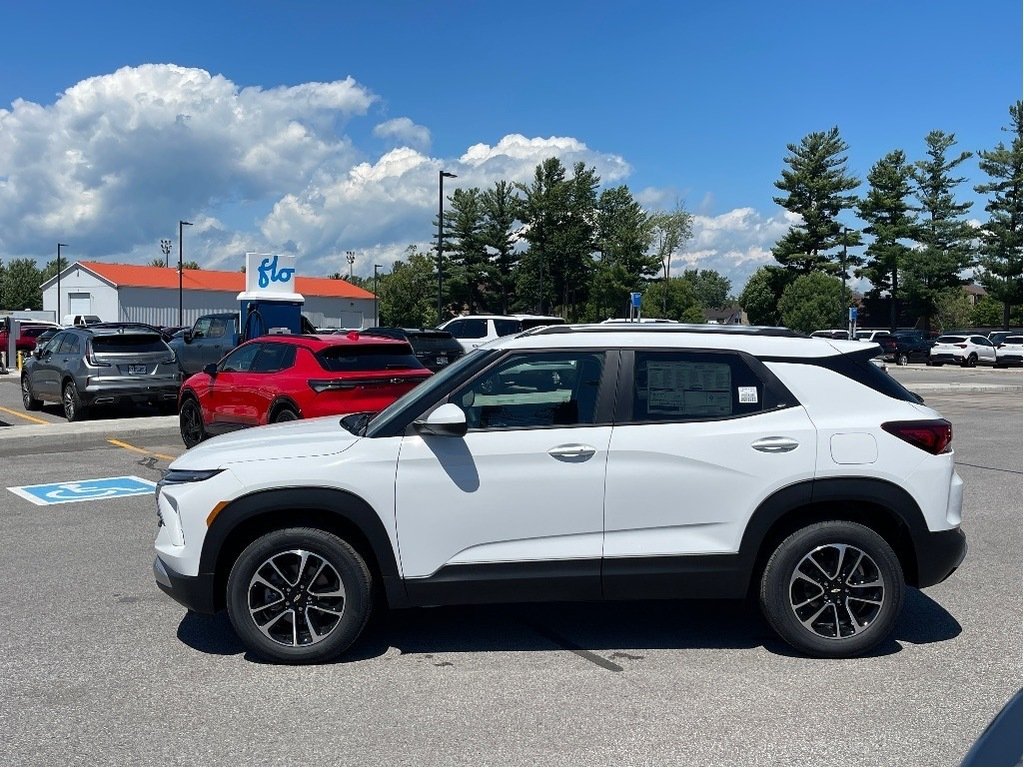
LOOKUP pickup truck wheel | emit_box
[179,398,207,448]
[226,528,371,664]
[759,521,904,658]
[21,376,42,410]
[62,380,87,422]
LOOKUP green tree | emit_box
[974,101,1023,329]
[649,205,694,315]
[40,255,70,284]
[590,185,658,319]
[149,258,166,268]
[905,130,976,333]
[0,258,43,310]
[933,287,973,332]
[444,187,493,313]
[778,271,840,334]
[772,127,861,274]
[680,269,732,309]
[181,260,201,270]
[377,247,438,327]
[856,150,916,331]
[738,265,792,326]
[480,180,521,314]
[642,277,704,322]
[970,296,1004,328]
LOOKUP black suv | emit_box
[361,327,464,372]
[891,331,935,366]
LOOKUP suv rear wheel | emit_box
[759,521,904,657]
[226,528,372,664]
[62,380,87,422]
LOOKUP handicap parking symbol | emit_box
[7,476,157,506]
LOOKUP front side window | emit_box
[219,343,262,373]
[207,318,228,339]
[450,351,605,430]
[453,319,487,339]
[192,317,212,338]
[631,351,767,422]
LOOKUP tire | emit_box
[21,376,42,411]
[62,380,87,422]
[226,528,372,664]
[965,354,978,368]
[272,405,299,423]
[759,521,904,658]
[179,397,207,448]
[896,353,909,366]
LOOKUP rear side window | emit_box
[252,343,296,373]
[316,343,422,372]
[1006,336,1023,345]
[493,319,522,337]
[91,334,167,353]
[631,351,773,422]
[446,319,488,339]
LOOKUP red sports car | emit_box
[178,333,432,447]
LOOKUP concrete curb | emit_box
[0,416,180,457]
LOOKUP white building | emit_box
[41,261,377,329]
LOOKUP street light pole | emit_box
[160,238,173,268]
[346,250,355,280]
[56,243,68,324]
[178,220,193,325]
[437,170,457,325]
[373,264,383,326]
[840,226,849,332]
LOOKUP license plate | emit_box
[436,356,448,366]
[128,364,148,375]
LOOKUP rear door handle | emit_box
[548,444,596,461]
[751,436,800,453]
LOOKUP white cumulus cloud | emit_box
[372,117,431,151]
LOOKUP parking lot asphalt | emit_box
[0,366,1020,765]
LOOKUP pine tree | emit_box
[480,180,521,315]
[974,101,1023,329]
[772,127,861,274]
[856,150,916,330]
[905,131,975,333]
[515,158,567,314]
[443,187,493,313]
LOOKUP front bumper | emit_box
[153,556,217,614]
[913,527,967,588]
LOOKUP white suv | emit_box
[929,334,998,367]
[437,314,565,352]
[154,324,966,662]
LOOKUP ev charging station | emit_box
[237,253,305,341]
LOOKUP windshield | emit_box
[365,349,490,436]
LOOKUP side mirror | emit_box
[183,329,194,343]
[203,363,218,378]
[413,403,467,438]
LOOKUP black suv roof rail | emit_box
[524,323,803,338]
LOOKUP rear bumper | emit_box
[83,377,181,406]
[153,556,217,614]
[912,527,967,588]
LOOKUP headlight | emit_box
[159,468,224,486]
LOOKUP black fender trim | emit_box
[199,487,408,610]
[267,396,302,421]
[738,477,955,589]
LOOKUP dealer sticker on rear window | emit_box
[738,386,758,404]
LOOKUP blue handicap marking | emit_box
[7,475,157,506]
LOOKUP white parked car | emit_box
[995,335,1023,367]
[928,334,998,367]
[437,314,564,353]
[154,324,965,663]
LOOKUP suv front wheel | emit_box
[226,528,372,664]
[759,521,904,657]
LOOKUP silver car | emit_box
[21,324,181,421]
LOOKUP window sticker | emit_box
[644,361,732,416]
[738,386,759,404]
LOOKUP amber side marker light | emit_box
[881,419,953,455]
[206,501,230,528]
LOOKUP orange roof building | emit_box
[41,260,377,329]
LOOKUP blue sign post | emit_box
[7,476,157,506]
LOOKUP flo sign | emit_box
[245,253,298,297]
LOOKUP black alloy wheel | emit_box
[272,406,299,423]
[179,398,207,448]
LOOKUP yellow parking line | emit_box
[107,439,177,462]
[0,405,50,426]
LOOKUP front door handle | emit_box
[751,436,800,453]
[548,444,596,461]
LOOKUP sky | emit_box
[0,1,1020,295]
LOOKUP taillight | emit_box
[86,343,111,367]
[882,419,952,454]
[955,343,967,349]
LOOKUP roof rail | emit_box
[524,323,802,338]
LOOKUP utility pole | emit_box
[56,243,68,323]
[437,170,457,325]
